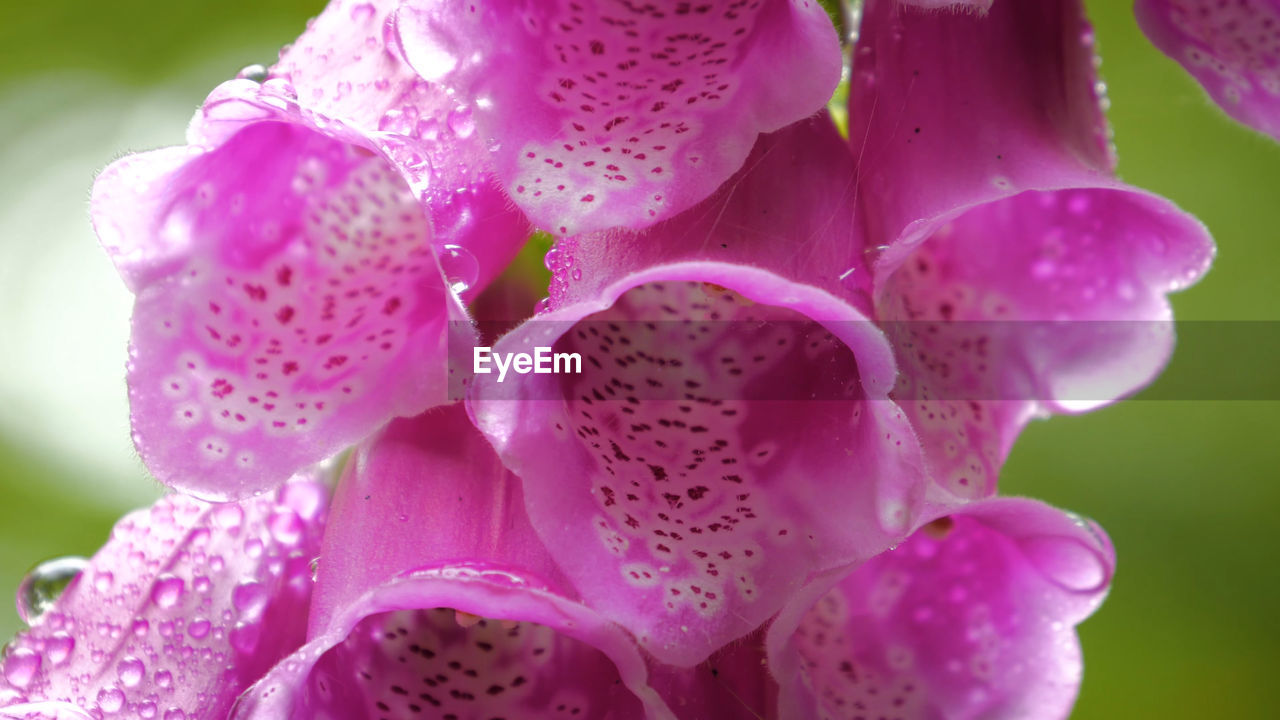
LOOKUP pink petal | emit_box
[395,0,843,235]
[272,0,532,299]
[234,406,696,719]
[468,116,927,667]
[0,477,328,720]
[92,80,471,500]
[1136,0,1280,140]
[767,497,1115,720]
[852,0,1214,505]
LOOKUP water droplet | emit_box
[118,656,145,687]
[150,575,185,609]
[438,244,479,294]
[46,631,75,666]
[236,64,268,83]
[163,708,187,720]
[93,570,115,593]
[187,618,211,639]
[416,118,441,141]
[213,504,244,532]
[230,621,261,654]
[399,9,460,80]
[17,556,88,623]
[447,107,475,138]
[535,297,552,315]
[98,686,125,713]
[268,510,304,544]
[3,648,41,688]
[279,482,326,520]
[232,581,269,617]
[155,670,173,688]
[349,1,376,23]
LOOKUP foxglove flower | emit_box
[0,477,327,719]
[394,0,844,235]
[469,114,928,667]
[467,0,1212,667]
[766,497,1114,720]
[1137,0,1280,140]
[856,0,1214,507]
[233,405,767,719]
[90,0,529,500]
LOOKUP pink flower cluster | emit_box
[5,0,1269,717]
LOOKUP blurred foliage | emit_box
[0,1,1277,717]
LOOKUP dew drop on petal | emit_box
[267,510,304,545]
[232,581,269,617]
[3,648,41,688]
[97,686,126,713]
[112,656,144,689]
[230,621,262,654]
[46,631,75,666]
[438,244,479,294]
[150,575,185,609]
[187,618,211,639]
[236,64,268,83]
[17,556,89,624]
[447,107,476,138]
[213,504,245,531]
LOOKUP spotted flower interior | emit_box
[308,609,642,720]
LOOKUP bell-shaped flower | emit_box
[853,0,1215,508]
[0,477,328,720]
[232,404,765,719]
[766,497,1115,720]
[1136,0,1280,140]
[394,0,844,236]
[90,0,529,500]
[468,114,928,667]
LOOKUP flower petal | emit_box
[468,116,927,667]
[852,0,1215,505]
[1136,0,1280,140]
[271,0,532,298]
[850,0,1114,266]
[767,497,1115,720]
[395,0,843,235]
[233,406,688,720]
[0,477,328,720]
[92,80,471,499]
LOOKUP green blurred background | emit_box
[0,1,1276,717]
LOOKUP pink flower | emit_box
[232,405,767,719]
[394,0,844,236]
[90,0,529,500]
[1137,0,1280,140]
[0,477,328,719]
[766,497,1115,720]
[35,0,1234,716]
[462,0,1211,668]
